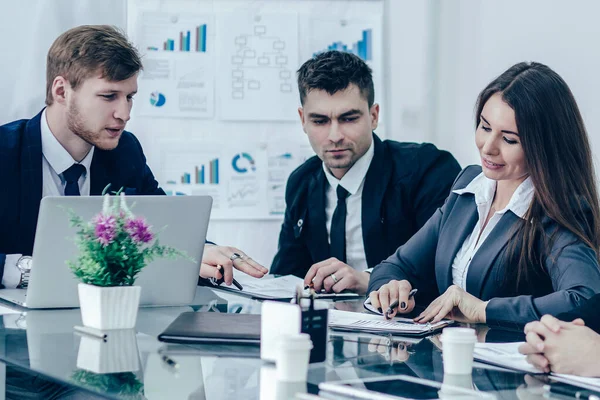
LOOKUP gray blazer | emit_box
[368,165,600,328]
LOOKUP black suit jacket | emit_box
[270,133,461,277]
[0,110,164,282]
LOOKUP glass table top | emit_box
[0,286,543,400]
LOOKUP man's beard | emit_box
[66,102,108,149]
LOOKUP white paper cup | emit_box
[275,333,313,382]
[440,327,477,375]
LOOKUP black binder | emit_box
[157,312,261,345]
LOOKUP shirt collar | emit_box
[41,109,94,179]
[453,172,535,219]
[323,138,375,195]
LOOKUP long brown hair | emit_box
[475,62,600,291]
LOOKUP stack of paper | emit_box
[474,342,540,373]
[328,309,452,336]
[474,342,600,391]
[552,374,600,392]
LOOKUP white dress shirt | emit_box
[2,109,94,288]
[450,172,535,289]
[40,109,94,197]
[323,140,375,272]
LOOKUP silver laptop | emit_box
[0,195,212,308]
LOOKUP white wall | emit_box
[0,0,127,121]
[432,0,600,172]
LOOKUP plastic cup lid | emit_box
[440,327,477,343]
[277,333,314,350]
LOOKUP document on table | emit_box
[474,342,600,391]
[474,342,540,373]
[211,274,304,300]
[328,309,453,337]
[210,274,360,301]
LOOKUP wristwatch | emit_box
[16,256,32,289]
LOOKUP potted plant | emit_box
[67,190,188,330]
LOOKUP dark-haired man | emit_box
[0,25,267,290]
[270,51,460,294]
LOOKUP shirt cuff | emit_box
[364,268,374,274]
[2,254,23,289]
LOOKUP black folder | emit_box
[157,312,261,345]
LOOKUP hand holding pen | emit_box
[209,265,244,291]
[367,280,418,319]
[386,288,418,319]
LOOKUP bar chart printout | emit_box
[147,23,207,52]
[167,158,219,185]
[321,28,372,61]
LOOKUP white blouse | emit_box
[450,173,535,289]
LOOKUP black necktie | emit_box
[62,164,86,196]
[330,185,350,262]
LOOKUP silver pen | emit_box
[73,325,107,341]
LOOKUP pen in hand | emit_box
[215,265,244,291]
[385,288,418,319]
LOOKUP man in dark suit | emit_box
[0,25,267,290]
[270,51,461,294]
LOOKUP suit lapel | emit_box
[466,212,520,297]
[362,135,392,267]
[436,194,479,291]
[18,111,44,254]
[89,151,111,195]
[306,169,330,262]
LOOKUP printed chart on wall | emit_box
[160,142,265,219]
[267,144,315,216]
[160,141,313,219]
[217,13,299,121]
[304,16,382,106]
[134,12,215,119]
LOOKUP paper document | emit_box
[474,342,540,373]
[0,304,21,315]
[219,274,304,300]
[212,274,361,301]
[551,374,600,392]
[475,342,600,390]
[328,309,453,336]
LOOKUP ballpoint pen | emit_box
[544,384,600,400]
[73,325,107,341]
[385,288,418,318]
[213,265,244,291]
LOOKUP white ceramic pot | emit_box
[78,283,141,330]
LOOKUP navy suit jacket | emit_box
[556,293,600,333]
[270,133,461,277]
[368,165,600,328]
[0,110,164,283]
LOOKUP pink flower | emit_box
[125,217,154,244]
[93,214,116,246]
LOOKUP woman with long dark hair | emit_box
[367,62,600,327]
